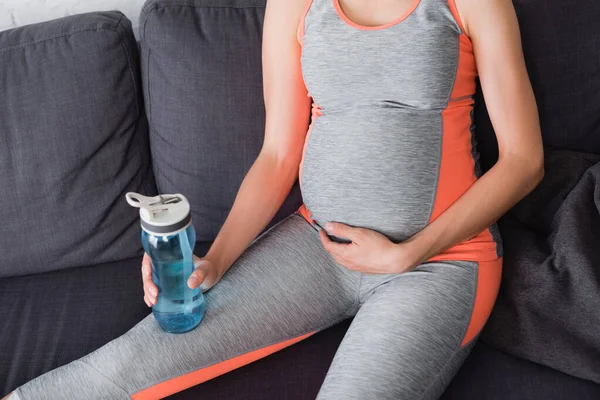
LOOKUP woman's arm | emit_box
[320,0,543,272]
[198,0,311,280]
[402,0,543,264]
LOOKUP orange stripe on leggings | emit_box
[131,332,315,400]
[461,258,503,346]
[429,30,476,224]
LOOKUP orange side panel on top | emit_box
[429,28,497,261]
[429,101,497,261]
[298,204,314,224]
[460,258,503,346]
[449,35,476,100]
[430,101,477,223]
[430,29,477,222]
[131,333,315,400]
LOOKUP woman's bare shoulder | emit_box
[453,0,517,38]
[265,0,309,25]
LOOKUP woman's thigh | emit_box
[317,259,502,400]
[14,215,360,400]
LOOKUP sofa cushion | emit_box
[475,0,600,170]
[0,12,156,278]
[442,342,600,400]
[169,326,600,400]
[140,0,302,242]
[0,241,212,396]
[0,258,149,395]
[3,257,599,399]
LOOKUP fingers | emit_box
[143,281,158,305]
[320,229,362,270]
[187,265,207,289]
[144,280,158,296]
[141,253,158,305]
[324,222,357,242]
[141,264,152,281]
[319,229,349,258]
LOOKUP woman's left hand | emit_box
[319,222,418,274]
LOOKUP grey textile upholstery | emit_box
[140,0,302,242]
[0,11,156,277]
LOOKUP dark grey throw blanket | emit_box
[481,150,600,384]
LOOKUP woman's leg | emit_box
[317,259,502,400]
[12,215,360,400]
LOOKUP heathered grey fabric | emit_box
[318,260,479,400]
[0,12,156,278]
[300,0,461,242]
[482,150,600,384]
[139,0,302,243]
[13,215,480,400]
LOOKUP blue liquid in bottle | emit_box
[142,225,205,333]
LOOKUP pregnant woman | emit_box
[8,0,543,398]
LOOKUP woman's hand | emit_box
[141,254,225,307]
[141,253,158,307]
[319,223,417,274]
[186,257,225,291]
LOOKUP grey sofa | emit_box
[1,0,600,398]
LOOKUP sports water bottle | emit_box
[126,192,205,333]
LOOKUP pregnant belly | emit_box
[300,110,443,242]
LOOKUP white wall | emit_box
[0,0,147,36]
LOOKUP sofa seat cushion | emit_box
[2,244,598,398]
[0,242,213,396]
[0,257,149,394]
[170,324,600,400]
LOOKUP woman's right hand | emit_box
[141,253,225,307]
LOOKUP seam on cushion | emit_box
[113,14,140,118]
[141,9,155,134]
[112,15,154,196]
[146,5,266,12]
[140,2,266,22]
[0,20,126,53]
[140,3,266,39]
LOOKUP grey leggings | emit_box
[12,215,501,400]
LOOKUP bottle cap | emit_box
[125,192,191,236]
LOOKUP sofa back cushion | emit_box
[0,12,156,278]
[475,0,600,170]
[140,0,302,242]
